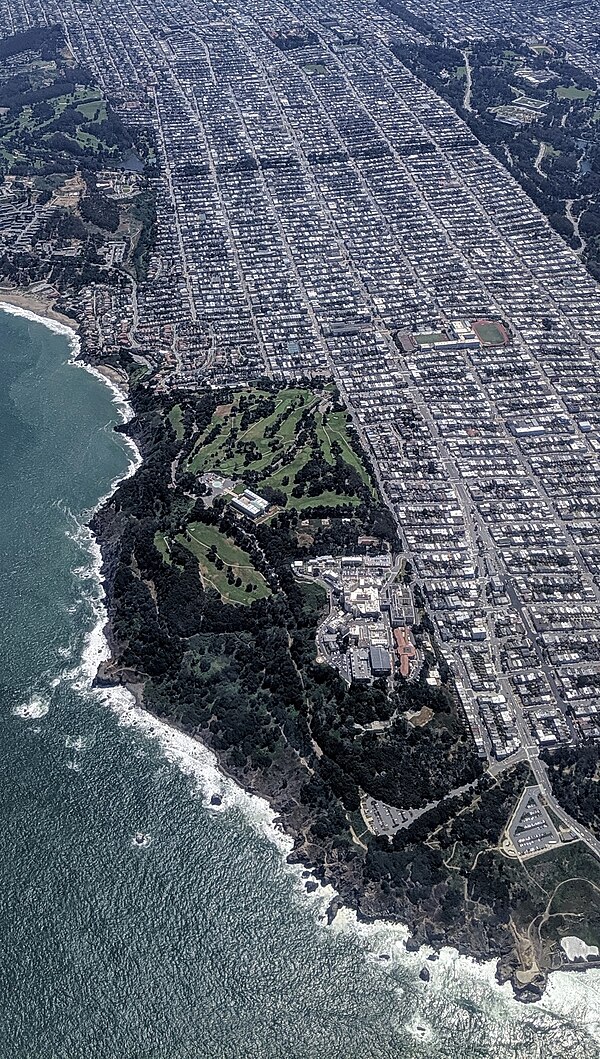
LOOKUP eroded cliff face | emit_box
[86,391,560,1004]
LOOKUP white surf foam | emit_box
[0,301,79,341]
[65,734,95,752]
[13,694,50,720]
[15,299,600,1024]
[132,832,152,849]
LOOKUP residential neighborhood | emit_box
[3,0,600,850]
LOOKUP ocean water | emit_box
[0,306,599,1059]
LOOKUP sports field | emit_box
[472,319,510,346]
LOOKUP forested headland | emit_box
[90,375,576,1000]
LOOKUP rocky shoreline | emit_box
[0,266,562,1008]
[94,637,549,1003]
[0,285,550,1004]
[87,413,550,1004]
[0,277,559,1005]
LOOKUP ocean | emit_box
[0,305,599,1059]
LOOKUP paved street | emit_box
[18,0,600,857]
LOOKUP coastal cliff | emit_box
[85,378,592,1003]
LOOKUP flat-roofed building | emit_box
[369,645,392,677]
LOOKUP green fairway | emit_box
[186,384,374,511]
[293,491,360,511]
[178,522,271,605]
[154,531,171,564]
[76,98,106,121]
[317,409,371,483]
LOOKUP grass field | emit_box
[513,94,547,110]
[542,143,561,159]
[472,319,509,346]
[302,62,327,75]
[511,843,600,950]
[186,386,373,511]
[556,85,595,101]
[154,532,171,564]
[168,403,184,440]
[177,522,271,605]
[415,331,447,345]
[76,97,106,121]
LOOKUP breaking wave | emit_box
[13,694,50,720]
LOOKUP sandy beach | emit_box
[0,289,130,395]
[0,286,79,332]
[3,280,600,1040]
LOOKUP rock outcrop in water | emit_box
[88,379,598,1003]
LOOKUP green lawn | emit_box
[50,87,102,116]
[154,531,171,564]
[472,320,508,346]
[77,98,105,121]
[516,845,600,950]
[302,62,327,75]
[186,385,374,510]
[263,445,311,493]
[168,403,184,440]
[415,331,448,345]
[513,94,547,110]
[556,85,595,101]
[293,491,360,511]
[17,105,32,128]
[317,410,373,487]
[178,522,271,605]
[75,129,101,150]
[542,143,561,158]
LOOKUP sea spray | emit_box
[7,301,600,1035]
[12,694,50,720]
[2,302,527,996]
